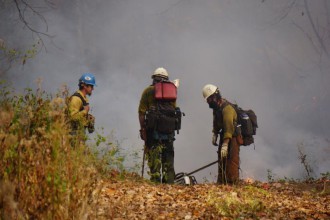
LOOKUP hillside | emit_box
[0,86,329,219]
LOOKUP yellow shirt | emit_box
[68,90,89,127]
[213,102,237,140]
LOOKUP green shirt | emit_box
[213,101,237,140]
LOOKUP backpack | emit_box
[154,81,177,101]
[146,81,183,134]
[229,102,258,146]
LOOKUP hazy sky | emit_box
[1,0,329,182]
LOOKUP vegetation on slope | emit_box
[0,83,329,219]
[0,83,121,219]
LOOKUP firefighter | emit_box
[202,84,241,184]
[138,67,178,184]
[68,73,96,140]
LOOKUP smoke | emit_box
[1,0,329,182]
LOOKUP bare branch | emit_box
[155,0,188,16]
[324,0,330,40]
[13,0,51,36]
[303,0,329,56]
[11,0,56,57]
[297,143,314,180]
[291,21,321,56]
[270,0,297,25]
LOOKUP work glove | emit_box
[212,133,218,146]
[220,143,228,159]
[140,128,147,141]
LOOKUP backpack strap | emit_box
[218,100,239,136]
[219,101,229,112]
[71,92,88,111]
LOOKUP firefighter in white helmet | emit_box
[138,67,182,184]
[152,67,169,79]
[202,84,241,184]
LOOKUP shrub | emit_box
[0,83,103,219]
[207,186,268,219]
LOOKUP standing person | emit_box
[202,84,241,184]
[68,73,96,142]
[138,67,182,184]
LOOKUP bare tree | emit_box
[264,0,330,58]
[303,0,328,57]
[0,0,56,73]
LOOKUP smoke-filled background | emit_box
[1,0,329,182]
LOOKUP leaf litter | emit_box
[93,178,330,219]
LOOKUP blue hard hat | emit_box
[79,73,96,86]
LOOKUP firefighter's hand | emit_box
[84,105,90,112]
[140,128,147,141]
[212,133,218,146]
[221,143,228,158]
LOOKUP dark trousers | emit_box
[217,137,240,184]
[146,130,175,184]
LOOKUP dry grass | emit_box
[0,83,110,219]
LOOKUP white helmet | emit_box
[152,67,169,79]
[202,84,218,100]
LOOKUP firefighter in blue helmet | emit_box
[138,67,181,184]
[68,73,96,140]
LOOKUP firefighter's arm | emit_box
[221,106,235,158]
[211,111,221,146]
[138,92,148,128]
[139,114,147,141]
[139,114,146,129]
[212,111,220,134]
[222,106,236,140]
[138,90,149,141]
[211,111,218,146]
[221,105,237,157]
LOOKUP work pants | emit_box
[146,130,175,184]
[217,137,240,184]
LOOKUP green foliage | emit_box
[207,186,268,219]
[320,172,330,195]
[267,169,275,183]
[126,148,142,174]
[146,144,167,182]
[0,39,40,68]
[91,130,125,177]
